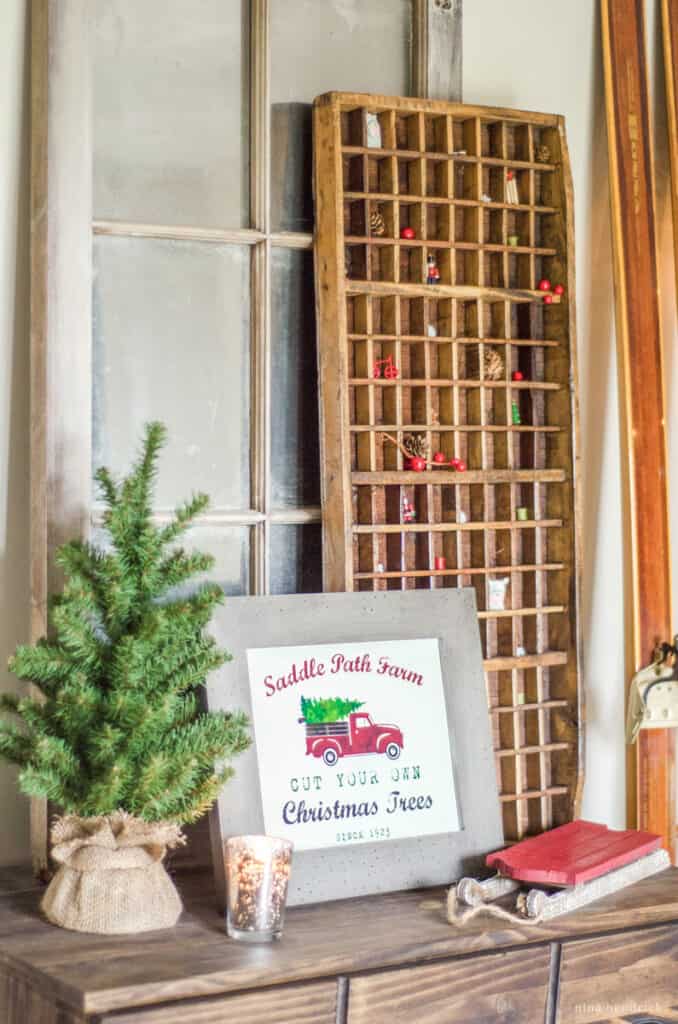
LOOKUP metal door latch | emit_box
[626,639,678,744]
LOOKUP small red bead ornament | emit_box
[538,278,551,292]
[409,456,426,472]
[512,370,524,381]
[553,283,564,296]
[451,457,467,472]
[432,451,447,464]
[543,294,553,305]
[400,226,415,240]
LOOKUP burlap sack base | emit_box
[41,811,186,935]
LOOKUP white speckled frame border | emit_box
[207,589,503,907]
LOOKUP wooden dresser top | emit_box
[1,866,677,1016]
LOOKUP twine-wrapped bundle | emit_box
[41,811,186,934]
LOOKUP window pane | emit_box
[270,0,411,231]
[183,526,251,597]
[270,525,322,594]
[93,0,249,228]
[92,526,250,598]
[270,249,320,508]
[93,236,250,509]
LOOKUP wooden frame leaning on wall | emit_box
[662,0,678,312]
[28,0,462,875]
[601,0,675,858]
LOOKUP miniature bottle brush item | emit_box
[0,423,251,934]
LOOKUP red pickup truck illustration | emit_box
[301,710,404,767]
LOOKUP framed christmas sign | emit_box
[208,590,503,906]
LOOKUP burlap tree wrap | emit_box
[41,811,186,934]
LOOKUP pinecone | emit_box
[370,207,386,237]
[483,347,504,381]
[403,433,429,459]
[536,144,551,164]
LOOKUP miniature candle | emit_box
[434,556,447,571]
[516,507,529,521]
[225,835,293,942]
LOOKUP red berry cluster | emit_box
[408,453,467,472]
[538,279,565,305]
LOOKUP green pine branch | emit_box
[2,422,251,824]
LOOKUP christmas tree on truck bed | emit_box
[0,422,250,824]
[301,696,364,723]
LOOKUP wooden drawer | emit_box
[557,925,678,1023]
[347,946,551,1024]
[102,980,338,1024]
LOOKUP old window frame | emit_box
[29,0,461,871]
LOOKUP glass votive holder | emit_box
[225,835,293,942]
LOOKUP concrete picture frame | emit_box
[208,589,503,906]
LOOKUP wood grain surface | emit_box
[0,869,677,1016]
[101,980,338,1024]
[347,945,551,1024]
[0,967,82,1024]
[601,0,675,856]
[557,924,678,1023]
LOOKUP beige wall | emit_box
[465,1,625,826]
[0,1,674,864]
[465,0,678,828]
[0,0,30,864]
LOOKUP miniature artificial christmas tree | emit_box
[0,422,251,934]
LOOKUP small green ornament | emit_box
[512,400,521,425]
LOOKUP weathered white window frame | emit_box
[29,0,462,872]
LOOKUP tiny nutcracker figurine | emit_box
[426,254,440,285]
[402,497,416,523]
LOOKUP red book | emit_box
[486,820,661,887]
